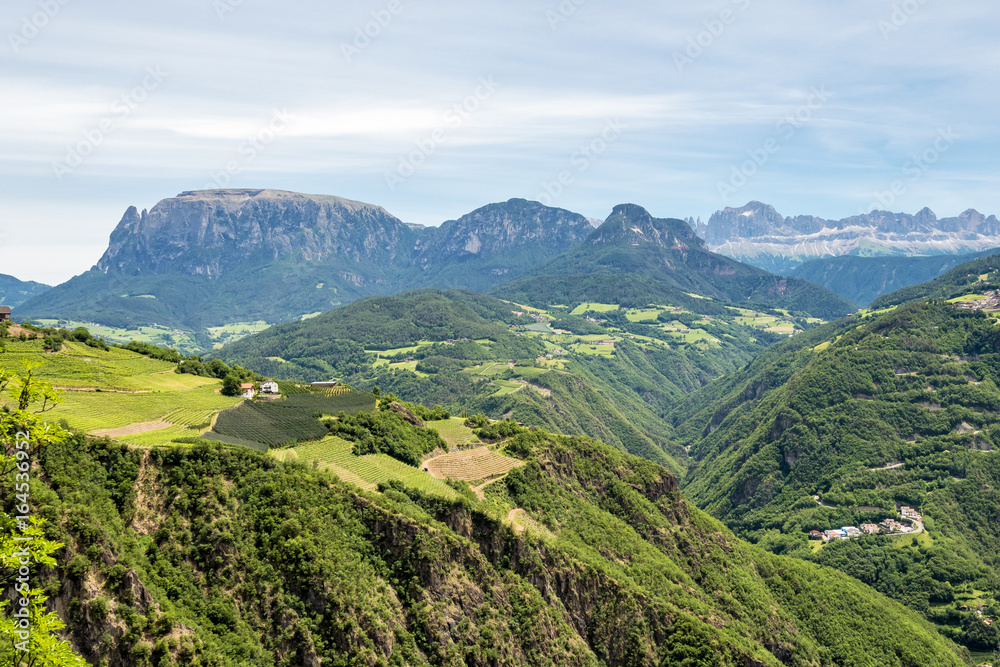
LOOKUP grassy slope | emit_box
[0,339,240,441]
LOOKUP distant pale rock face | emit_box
[96,189,413,279]
[701,201,1000,274]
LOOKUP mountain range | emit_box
[14,190,855,348]
[0,272,50,308]
[694,201,1000,275]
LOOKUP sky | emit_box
[1,0,998,284]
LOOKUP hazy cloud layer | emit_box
[1,0,997,283]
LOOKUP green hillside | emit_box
[0,272,50,308]
[0,336,241,443]
[216,289,816,471]
[673,301,1000,650]
[25,423,970,665]
[871,253,1000,309]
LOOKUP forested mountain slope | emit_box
[0,272,50,307]
[33,428,969,666]
[871,252,1000,309]
[789,248,1000,306]
[672,301,1000,649]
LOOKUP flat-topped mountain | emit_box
[700,201,1000,274]
[15,192,591,332]
[97,189,414,278]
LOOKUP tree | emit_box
[0,374,86,666]
[221,374,242,397]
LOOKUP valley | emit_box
[5,191,1000,666]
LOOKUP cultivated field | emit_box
[278,436,459,498]
[424,447,523,482]
[0,339,240,437]
[427,417,481,448]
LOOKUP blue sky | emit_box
[2,0,998,284]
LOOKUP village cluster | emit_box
[809,506,922,541]
[955,289,1000,312]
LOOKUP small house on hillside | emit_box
[0,306,10,322]
[240,383,256,399]
[260,380,279,395]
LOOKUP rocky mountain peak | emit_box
[412,198,593,264]
[588,204,704,250]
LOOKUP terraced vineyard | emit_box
[164,408,217,427]
[427,417,481,448]
[212,391,377,448]
[283,437,459,498]
[49,385,240,432]
[425,447,523,482]
[0,340,177,390]
[213,401,328,447]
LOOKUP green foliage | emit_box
[464,414,491,428]
[326,410,445,466]
[475,419,527,442]
[116,340,183,363]
[0,377,86,666]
